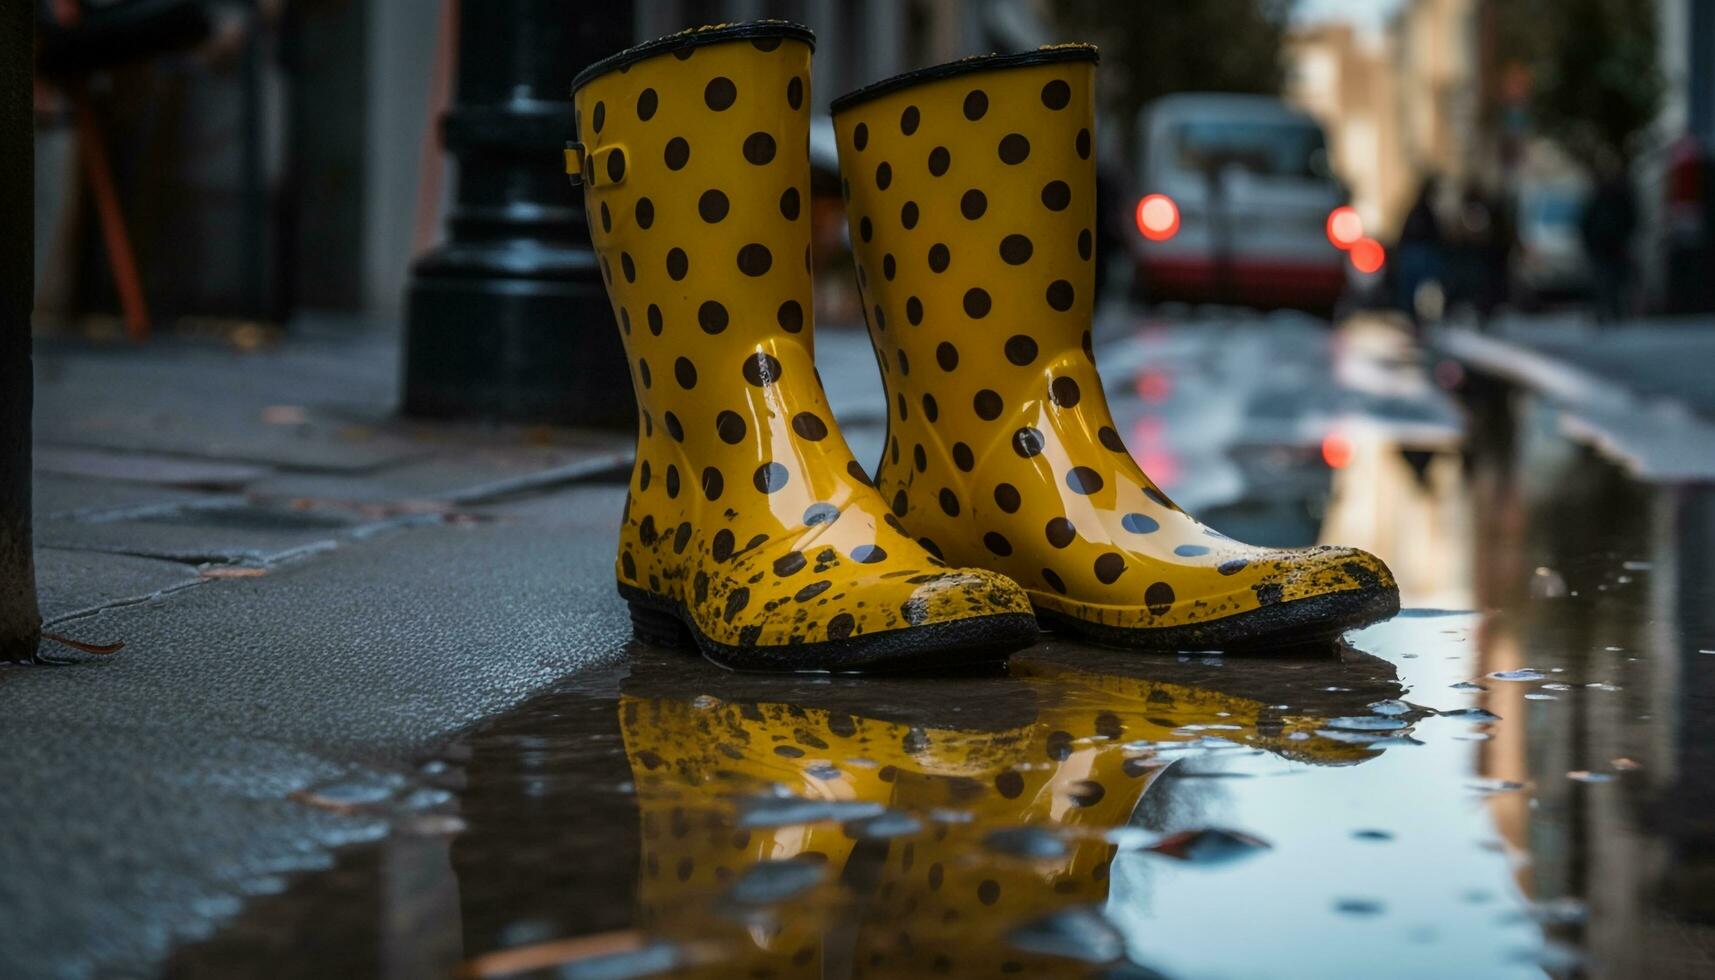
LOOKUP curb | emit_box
[1434,326,1715,483]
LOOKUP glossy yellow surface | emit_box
[617,650,1392,975]
[831,50,1398,646]
[574,26,1034,667]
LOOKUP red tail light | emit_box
[1326,205,1363,249]
[1136,194,1180,241]
[1667,136,1704,208]
[1350,237,1385,273]
[1321,432,1353,469]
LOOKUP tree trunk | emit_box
[1,3,41,662]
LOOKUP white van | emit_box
[1129,94,1361,317]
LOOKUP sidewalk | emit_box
[9,321,642,976]
[1433,313,1715,482]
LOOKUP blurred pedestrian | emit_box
[1394,176,1444,327]
[1580,148,1638,324]
[1484,189,1516,324]
[1458,184,1514,329]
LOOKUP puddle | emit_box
[164,621,1531,978]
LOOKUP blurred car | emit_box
[1127,94,1365,318]
[1637,133,1715,314]
[1510,179,1591,309]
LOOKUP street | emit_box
[11,303,1714,978]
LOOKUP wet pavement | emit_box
[128,309,1715,978]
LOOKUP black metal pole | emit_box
[1,2,40,661]
[402,0,635,426]
[240,1,266,319]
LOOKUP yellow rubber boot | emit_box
[829,48,1400,651]
[570,24,1037,671]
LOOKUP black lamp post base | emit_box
[398,0,634,428]
[403,275,632,426]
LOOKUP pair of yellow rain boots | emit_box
[569,22,1399,672]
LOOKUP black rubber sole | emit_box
[619,583,1039,674]
[1033,584,1401,653]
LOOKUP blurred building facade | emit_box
[1285,0,1487,237]
[32,0,1059,332]
[1287,0,1714,249]
[1283,22,1408,235]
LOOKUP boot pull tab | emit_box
[564,142,586,187]
[578,144,628,188]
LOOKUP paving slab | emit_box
[1,485,634,978]
[15,491,631,751]
[33,336,430,471]
[33,547,204,624]
[247,436,631,505]
[34,447,273,491]
[33,471,226,523]
[34,499,380,565]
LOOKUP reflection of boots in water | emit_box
[848,710,1164,976]
[618,679,1049,977]
[615,645,1413,975]
[849,647,1410,975]
[1011,643,1414,767]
